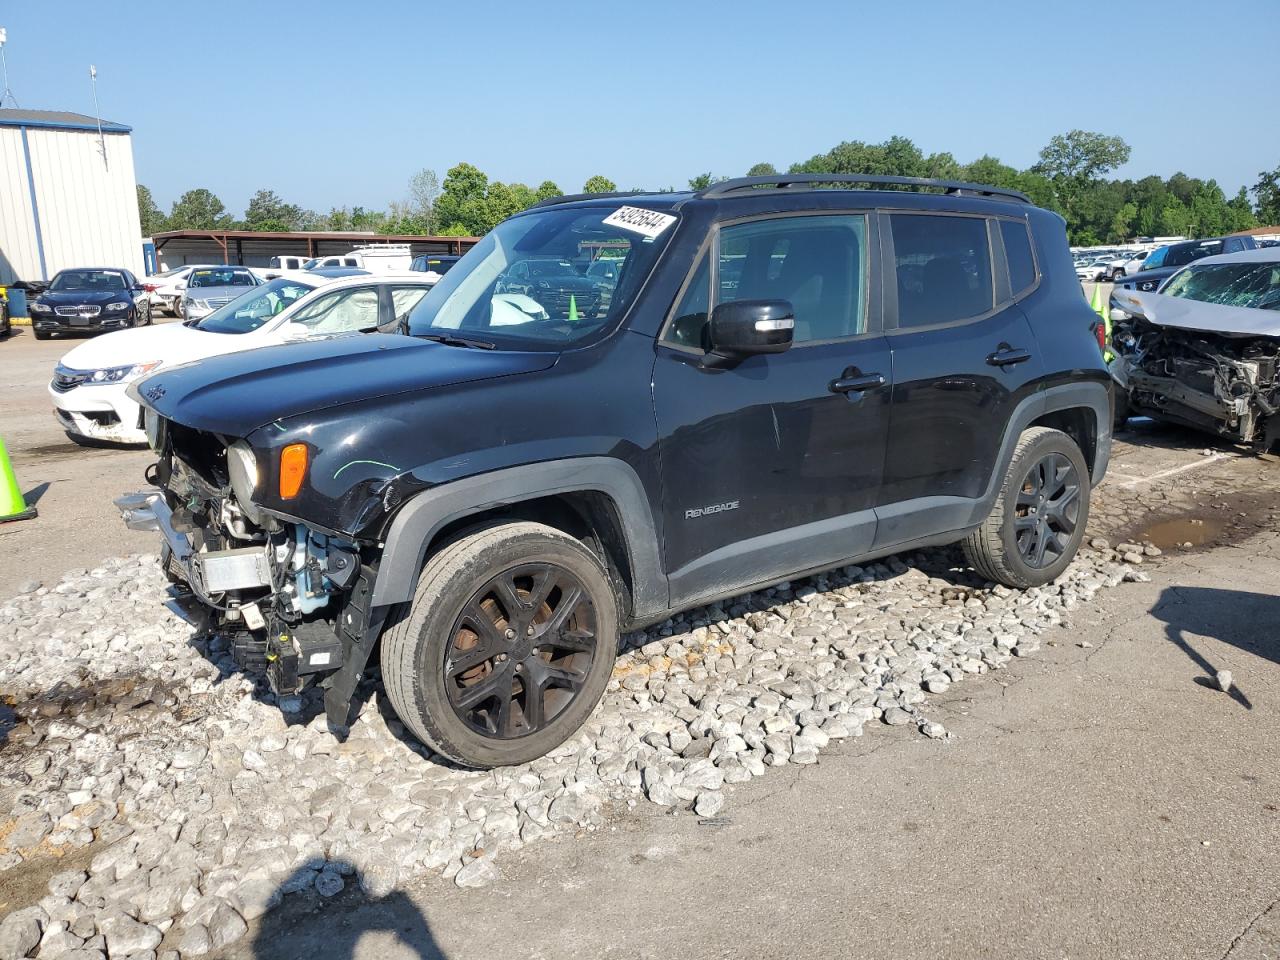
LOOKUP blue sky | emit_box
[5,1,1277,217]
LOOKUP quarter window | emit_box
[999,220,1036,296]
[667,255,711,349]
[390,286,431,320]
[890,214,993,328]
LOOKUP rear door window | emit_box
[999,220,1037,296]
[890,214,994,328]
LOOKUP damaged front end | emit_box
[117,410,386,726]
[1112,289,1280,447]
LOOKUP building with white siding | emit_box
[0,108,144,286]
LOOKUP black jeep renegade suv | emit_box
[120,174,1111,768]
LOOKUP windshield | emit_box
[189,268,256,288]
[50,270,126,292]
[1163,261,1280,311]
[408,204,676,349]
[195,277,317,334]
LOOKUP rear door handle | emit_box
[987,345,1032,367]
[829,371,887,394]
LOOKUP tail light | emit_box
[142,283,157,292]
[279,444,309,499]
[1093,321,1107,353]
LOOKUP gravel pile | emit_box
[0,546,1145,957]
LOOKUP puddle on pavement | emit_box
[1137,516,1224,550]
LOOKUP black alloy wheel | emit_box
[444,563,598,739]
[1013,451,1081,569]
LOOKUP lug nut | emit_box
[505,629,516,640]
[527,626,535,637]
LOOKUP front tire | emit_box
[963,427,1090,589]
[381,521,619,768]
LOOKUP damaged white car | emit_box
[1111,248,1280,445]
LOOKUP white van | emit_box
[304,244,413,274]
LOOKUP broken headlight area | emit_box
[123,420,368,701]
[1115,316,1280,445]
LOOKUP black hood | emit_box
[131,333,558,436]
[39,289,129,306]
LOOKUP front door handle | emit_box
[829,371,887,394]
[987,344,1032,367]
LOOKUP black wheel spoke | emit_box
[538,584,583,638]
[445,561,598,741]
[518,664,545,732]
[1016,449,1082,570]
[454,663,512,712]
[546,627,595,654]
[445,638,496,678]
[493,573,529,620]
[1032,525,1050,566]
[527,568,559,610]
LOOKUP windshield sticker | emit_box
[602,206,677,240]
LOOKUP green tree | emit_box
[485,182,538,230]
[1227,187,1257,232]
[434,162,490,234]
[535,180,562,202]
[168,188,233,230]
[244,189,305,231]
[688,172,729,190]
[1157,195,1192,236]
[136,184,167,235]
[746,162,777,177]
[324,207,353,231]
[790,135,927,177]
[582,175,617,193]
[1032,130,1130,240]
[1254,164,1280,224]
[1034,130,1132,183]
[1108,201,1138,243]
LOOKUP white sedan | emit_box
[49,272,435,445]
[143,265,217,316]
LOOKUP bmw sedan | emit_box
[28,268,152,340]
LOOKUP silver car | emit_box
[180,266,261,321]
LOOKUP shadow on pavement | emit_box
[251,862,446,960]
[1151,586,1280,710]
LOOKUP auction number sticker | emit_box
[602,205,677,239]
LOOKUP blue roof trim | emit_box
[0,117,132,134]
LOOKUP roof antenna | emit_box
[0,28,19,108]
[89,63,108,169]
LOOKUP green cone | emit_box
[0,437,36,523]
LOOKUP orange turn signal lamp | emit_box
[279,443,309,499]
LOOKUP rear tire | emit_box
[380,521,619,768]
[963,427,1090,589]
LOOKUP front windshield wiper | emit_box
[418,332,496,350]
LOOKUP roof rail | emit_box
[530,190,651,209]
[697,174,1031,204]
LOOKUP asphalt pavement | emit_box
[230,530,1280,960]
[0,324,162,595]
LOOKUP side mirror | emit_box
[706,299,795,363]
